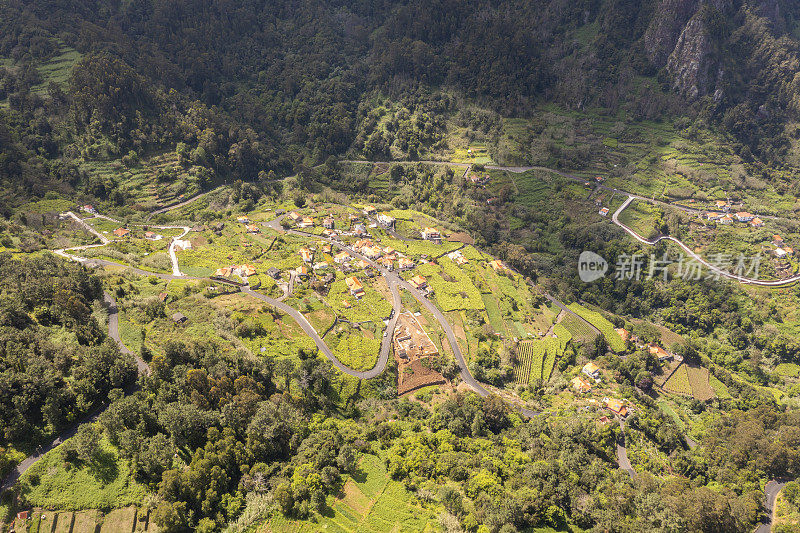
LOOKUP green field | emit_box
[566,304,625,352]
[19,435,148,510]
[514,335,570,384]
[560,313,598,346]
[260,453,441,532]
[333,331,381,371]
[663,364,692,396]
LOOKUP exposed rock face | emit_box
[665,11,721,100]
[643,0,699,67]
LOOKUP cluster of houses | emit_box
[570,362,629,417]
[772,234,794,259]
[704,201,763,228]
[110,226,164,240]
[213,264,257,279]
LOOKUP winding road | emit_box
[612,196,800,286]
[757,480,787,533]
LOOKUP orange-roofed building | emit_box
[421,227,441,241]
[246,224,259,233]
[356,259,370,269]
[113,227,130,238]
[334,251,351,264]
[649,344,672,361]
[299,247,313,263]
[214,267,232,277]
[345,276,364,297]
[410,275,428,290]
[582,362,601,379]
[240,264,256,277]
[488,259,505,271]
[735,211,754,222]
[341,300,352,309]
[397,257,414,270]
[615,328,630,343]
[750,217,763,228]
[604,398,628,417]
[288,211,302,221]
[571,376,592,393]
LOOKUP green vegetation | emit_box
[333,331,380,372]
[19,434,147,510]
[566,304,625,352]
[263,453,441,532]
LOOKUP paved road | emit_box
[757,480,788,533]
[0,292,148,494]
[61,211,110,244]
[242,285,399,379]
[281,222,541,418]
[613,196,800,287]
[104,292,151,375]
[617,420,636,478]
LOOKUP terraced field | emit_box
[260,453,440,532]
[685,365,715,401]
[513,334,571,384]
[566,304,625,352]
[560,313,598,346]
[663,364,692,396]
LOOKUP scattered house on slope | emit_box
[750,217,764,228]
[363,245,383,260]
[352,223,368,236]
[239,264,257,277]
[288,211,302,222]
[735,211,754,222]
[214,267,232,277]
[298,216,315,228]
[718,215,734,225]
[598,207,610,217]
[582,362,601,380]
[345,276,364,298]
[615,328,631,343]
[81,204,96,214]
[296,265,309,279]
[377,213,396,228]
[334,251,352,264]
[706,212,722,221]
[488,259,506,272]
[571,376,593,393]
[649,344,673,362]
[144,231,162,240]
[603,397,628,418]
[421,227,441,242]
[410,275,428,290]
[397,257,415,270]
[113,227,130,238]
[299,247,314,263]
[363,205,377,216]
[236,216,250,224]
[172,312,188,324]
[773,235,784,247]
[715,200,730,212]
[267,267,281,280]
[246,224,260,234]
[313,261,329,270]
[323,217,335,229]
